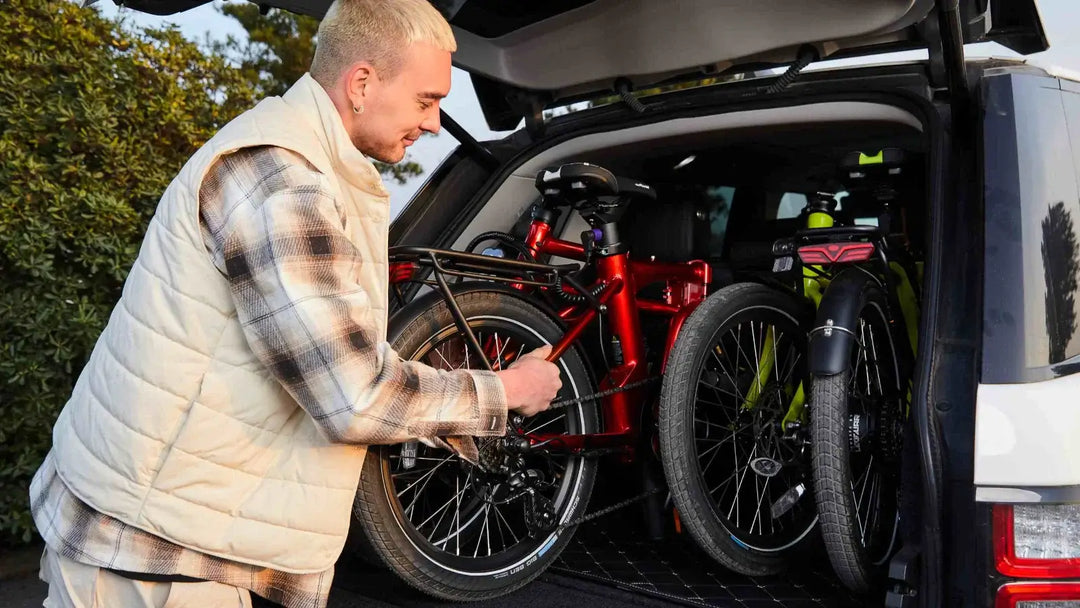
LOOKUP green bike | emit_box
[659,149,919,591]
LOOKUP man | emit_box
[29,1,562,606]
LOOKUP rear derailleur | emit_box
[477,433,559,537]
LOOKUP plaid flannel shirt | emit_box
[31,145,507,608]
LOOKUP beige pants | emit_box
[40,549,252,608]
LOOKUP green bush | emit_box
[0,0,259,546]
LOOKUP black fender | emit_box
[809,269,881,376]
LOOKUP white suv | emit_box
[124,2,1077,607]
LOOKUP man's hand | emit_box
[496,345,562,418]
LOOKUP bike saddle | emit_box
[535,162,657,202]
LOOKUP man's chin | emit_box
[368,147,406,165]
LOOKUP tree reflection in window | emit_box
[1041,201,1080,363]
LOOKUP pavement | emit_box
[0,545,671,608]
[1,542,45,608]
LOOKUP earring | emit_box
[352,103,364,115]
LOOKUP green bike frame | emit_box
[743,200,920,432]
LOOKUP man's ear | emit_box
[344,62,375,105]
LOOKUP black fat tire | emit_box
[810,286,903,595]
[351,290,598,601]
[659,283,815,576]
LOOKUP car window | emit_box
[775,193,809,219]
[703,186,734,254]
[1050,86,1080,365]
[982,73,1080,382]
[772,192,856,221]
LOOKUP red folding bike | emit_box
[348,162,721,600]
[352,160,822,601]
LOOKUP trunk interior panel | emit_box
[388,92,938,606]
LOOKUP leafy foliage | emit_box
[214,4,422,184]
[1,0,429,547]
[1041,201,1080,362]
[0,0,261,546]
[216,3,320,97]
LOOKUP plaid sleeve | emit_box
[206,154,506,447]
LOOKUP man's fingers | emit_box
[525,344,552,359]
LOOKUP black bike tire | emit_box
[351,290,598,601]
[659,282,815,576]
[810,286,903,594]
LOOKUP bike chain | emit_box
[546,375,661,410]
[556,486,665,531]
[534,374,666,532]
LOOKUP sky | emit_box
[87,0,1080,218]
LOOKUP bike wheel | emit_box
[659,283,817,576]
[351,289,598,601]
[810,285,905,594]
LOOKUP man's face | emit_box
[350,42,451,164]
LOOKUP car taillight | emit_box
[996,582,1080,607]
[995,504,1080,578]
[389,261,419,283]
[797,242,875,265]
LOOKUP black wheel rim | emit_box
[692,306,817,552]
[380,316,588,574]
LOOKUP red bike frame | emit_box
[516,217,712,457]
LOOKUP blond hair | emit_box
[310,0,456,85]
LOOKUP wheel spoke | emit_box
[696,423,753,444]
[850,479,865,540]
[522,413,567,435]
[491,500,508,550]
[732,324,757,391]
[698,378,743,401]
[772,328,782,384]
[417,479,464,533]
[474,503,491,557]
[400,457,452,517]
[727,443,757,526]
[864,471,880,546]
[435,472,476,555]
[779,348,803,387]
[854,454,874,541]
[750,321,763,399]
[493,502,520,545]
[867,324,888,399]
[711,346,744,400]
[431,344,456,370]
[493,333,509,370]
[395,454,454,497]
[698,435,730,474]
[389,455,453,463]
[860,321,871,396]
[485,503,494,556]
[708,467,741,497]
[750,473,771,535]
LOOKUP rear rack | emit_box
[389,245,579,288]
[387,246,592,373]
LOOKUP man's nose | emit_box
[420,109,441,135]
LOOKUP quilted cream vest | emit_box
[49,74,390,573]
